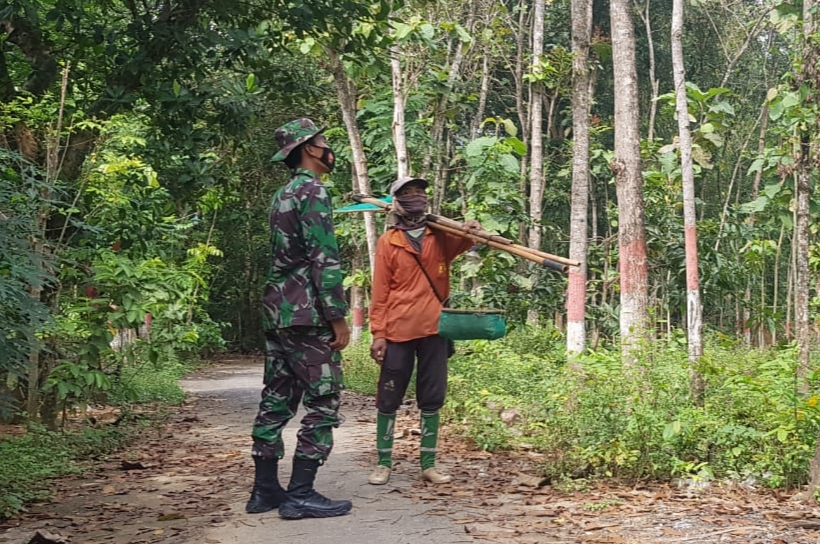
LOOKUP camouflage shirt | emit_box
[262,168,348,330]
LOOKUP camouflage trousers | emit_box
[251,326,344,461]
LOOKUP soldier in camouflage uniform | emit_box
[246,118,353,520]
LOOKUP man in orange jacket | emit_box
[368,176,480,485]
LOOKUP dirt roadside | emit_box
[1,357,819,544]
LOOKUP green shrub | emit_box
[108,354,194,405]
[0,420,145,520]
[443,328,820,488]
[340,332,415,399]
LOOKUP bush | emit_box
[108,353,194,405]
[342,332,382,396]
[443,328,820,488]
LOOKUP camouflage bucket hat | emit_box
[271,118,326,162]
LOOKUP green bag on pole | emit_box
[437,308,507,341]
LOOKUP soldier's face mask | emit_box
[319,146,335,172]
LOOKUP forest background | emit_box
[3,0,820,519]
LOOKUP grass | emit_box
[0,354,197,520]
[342,332,417,397]
[108,355,196,405]
[343,327,820,489]
[0,416,154,520]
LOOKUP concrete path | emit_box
[181,359,476,544]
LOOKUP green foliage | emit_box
[108,356,193,405]
[444,329,820,488]
[342,332,414,398]
[0,419,146,520]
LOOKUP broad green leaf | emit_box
[465,136,498,158]
[498,154,519,176]
[658,143,677,155]
[455,24,473,44]
[763,183,781,199]
[393,22,412,40]
[769,100,785,121]
[505,137,527,156]
[420,23,435,41]
[701,132,724,148]
[708,101,735,116]
[662,420,681,440]
[502,118,518,138]
[299,37,315,54]
[739,196,769,213]
[780,91,800,110]
[746,158,765,175]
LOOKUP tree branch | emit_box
[0,15,59,96]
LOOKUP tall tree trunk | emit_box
[471,47,491,139]
[801,0,820,503]
[327,48,377,273]
[796,2,814,387]
[391,45,411,179]
[526,0,546,326]
[511,0,530,247]
[527,0,545,255]
[672,0,704,402]
[773,223,786,345]
[637,0,659,141]
[27,63,69,423]
[327,48,378,343]
[566,0,593,356]
[610,0,648,362]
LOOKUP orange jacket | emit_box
[370,227,473,342]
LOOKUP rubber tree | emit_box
[671,0,704,401]
[610,0,649,362]
[566,0,593,356]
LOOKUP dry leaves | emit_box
[368,404,820,544]
[4,359,820,544]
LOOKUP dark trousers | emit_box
[376,335,449,414]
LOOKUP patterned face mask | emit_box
[395,194,428,216]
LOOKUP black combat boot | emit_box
[245,456,287,513]
[278,457,352,519]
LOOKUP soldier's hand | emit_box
[370,338,387,365]
[329,318,350,351]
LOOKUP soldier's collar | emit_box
[291,167,319,179]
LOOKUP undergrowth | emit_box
[343,326,820,489]
[1,355,195,520]
[0,415,156,520]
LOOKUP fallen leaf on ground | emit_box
[511,473,549,488]
[157,513,186,521]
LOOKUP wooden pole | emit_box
[351,195,580,271]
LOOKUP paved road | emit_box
[181,359,476,544]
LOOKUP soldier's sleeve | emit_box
[298,180,349,322]
[369,234,392,339]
